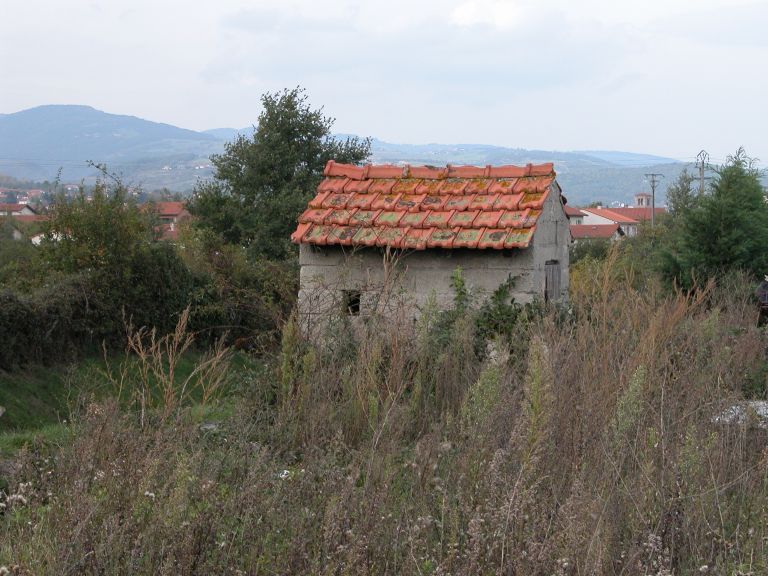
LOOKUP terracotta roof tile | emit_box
[488,179,519,194]
[444,195,473,211]
[400,212,429,228]
[396,194,426,211]
[352,227,379,246]
[465,179,493,194]
[498,210,530,228]
[293,161,559,251]
[402,228,431,250]
[376,227,407,248]
[454,228,483,248]
[415,179,444,195]
[493,193,524,211]
[440,179,469,195]
[326,209,354,225]
[410,166,447,179]
[424,211,455,228]
[479,228,508,249]
[469,194,499,211]
[371,193,401,210]
[420,194,449,211]
[318,178,349,193]
[520,192,547,209]
[375,211,405,226]
[505,228,535,248]
[367,165,404,179]
[474,210,504,228]
[347,193,378,210]
[392,179,422,194]
[428,228,458,249]
[323,193,352,209]
[349,209,380,226]
[368,179,397,195]
[449,210,480,227]
[343,179,373,193]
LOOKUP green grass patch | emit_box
[0,364,75,432]
[0,422,71,458]
[0,351,259,435]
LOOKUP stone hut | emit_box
[291,161,569,330]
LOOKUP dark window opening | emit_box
[343,290,361,316]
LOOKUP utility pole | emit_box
[696,150,709,195]
[644,173,664,227]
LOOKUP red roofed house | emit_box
[570,223,625,241]
[0,203,38,217]
[144,201,191,240]
[564,204,585,225]
[580,192,666,237]
[291,161,570,327]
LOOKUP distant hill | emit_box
[202,127,252,141]
[366,139,687,205]
[0,104,693,203]
[0,105,225,187]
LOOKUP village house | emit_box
[570,223,625,241]
[291,161,569,329]
[564,205,585,225]
[0,203,38,217]
[144,201,191,240]
[579,193,666,237]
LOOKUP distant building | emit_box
[0,203,38,216]
[143,201,191,240]
[634,192,652,207]
[564,205,585,225]
[570,223,625,241]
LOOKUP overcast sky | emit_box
[2,0,767,163]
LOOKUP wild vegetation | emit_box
[1,88,767,574]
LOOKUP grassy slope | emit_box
[0,352,244,457]
[0,364,73,431]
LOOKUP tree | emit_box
[666,148,768,288]
[41,177,194,335]
[189,87,371,260]
[665,168,697,222]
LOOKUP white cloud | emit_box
[450,0,523,30]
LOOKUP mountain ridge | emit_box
[0,105,687,204]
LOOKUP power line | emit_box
[644,173,664,227]
[696,150,710,195]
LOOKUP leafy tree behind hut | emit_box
[189,87,371,260]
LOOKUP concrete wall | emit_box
[297,186,570,332]
[531,181,570,300]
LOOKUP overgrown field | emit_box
[1,256,768,575]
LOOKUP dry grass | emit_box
[1,257,767,574]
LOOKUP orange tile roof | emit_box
[9,214,48,223]
[607,207,666,222]
[580,207,638,224]
[150,201,188,217]
[570,223,622,239]
[0,203,37,214]
[563,205,584,218]
[292,161,558,250]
